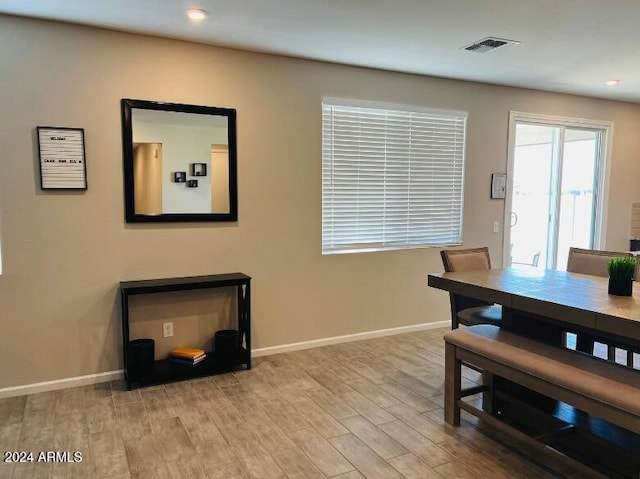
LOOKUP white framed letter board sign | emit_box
[37,126,87,189]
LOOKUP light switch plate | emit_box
[162,322,174,338]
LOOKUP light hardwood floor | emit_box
[0,328,598,479]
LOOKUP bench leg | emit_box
[444,342,461,426]
[481,371,495,414]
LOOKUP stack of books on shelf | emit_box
[168,347,206,366]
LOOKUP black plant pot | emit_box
[214,329,239,365]
[127,338,155,379]
[608,278,633,296]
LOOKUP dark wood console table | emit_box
[120,273,251,390]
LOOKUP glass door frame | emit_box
[503,111,614,269]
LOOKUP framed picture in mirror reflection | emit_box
[191,163,207,177]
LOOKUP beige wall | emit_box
[1,15,639,389]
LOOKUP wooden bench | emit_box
[444,325,640,476]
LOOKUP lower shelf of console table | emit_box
[127,347,251,389]
[120,272,251,390]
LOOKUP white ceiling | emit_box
[2,0,639,103]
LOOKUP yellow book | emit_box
[169,347,206,359]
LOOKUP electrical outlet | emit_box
[162,322,174,338]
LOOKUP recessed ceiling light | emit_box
[605,79,620,86]
[186,8,208,21]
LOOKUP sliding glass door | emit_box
[505,113,610,270]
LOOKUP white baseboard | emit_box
[0,321,449,398]
[0,370,123,399]
[252,321,449,357]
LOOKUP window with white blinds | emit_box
[322,98,467,254]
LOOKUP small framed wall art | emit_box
[490,173,506,199]
[191,163,207,177]
[37,126,87,189]
[174,172,186,183]
[187,180,198,188]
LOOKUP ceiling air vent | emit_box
[464,37,520,53]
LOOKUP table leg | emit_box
[237,281,251,370]
[504,307,564,346]
[493,306,563,417]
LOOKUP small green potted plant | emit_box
[607,257,637,296]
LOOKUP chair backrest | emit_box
[566,247,633,278]
[441,247,492,273]
[440,247,494,326]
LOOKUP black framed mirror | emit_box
[121,99,238,222]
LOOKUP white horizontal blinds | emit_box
[322,100,466,254]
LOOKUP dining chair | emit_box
[566,247,634,362]
[440,247,501,329]
[566,247,632,277]
[628,259,640,367]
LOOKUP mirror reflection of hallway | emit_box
[129,106,231,215]
[133,143,163,215]
[211,144,230,214]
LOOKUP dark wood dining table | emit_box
[428,267,640,476]
[428,267,640,352]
